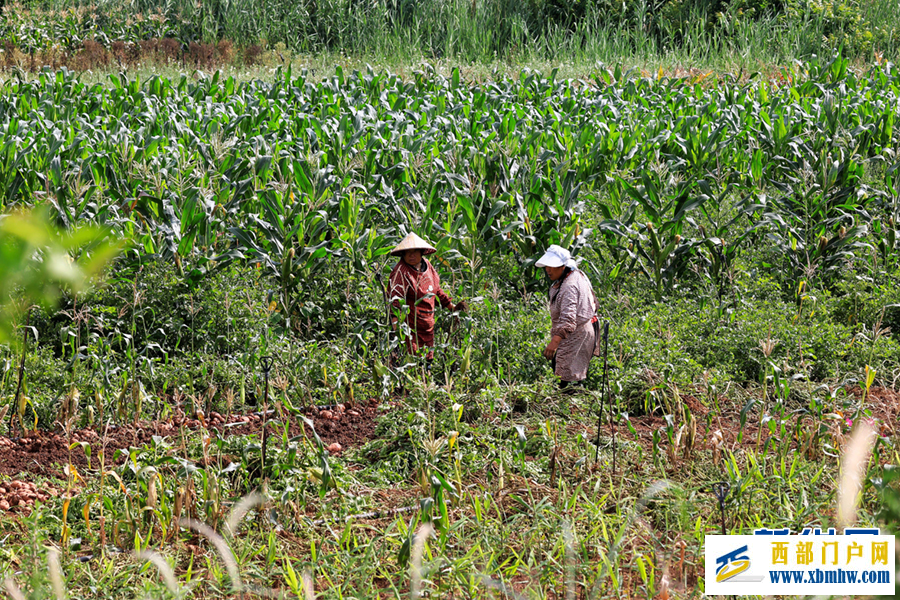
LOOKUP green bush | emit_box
[786,0,875,53]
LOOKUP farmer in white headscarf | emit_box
[536,245,600,389]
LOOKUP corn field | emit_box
[1,56,899,300]
[1,50,900,599]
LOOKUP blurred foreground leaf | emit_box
[0,206,125,341]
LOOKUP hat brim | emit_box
[535,252,565,268]
[391,247,436,257]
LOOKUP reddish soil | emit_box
[0,398,382,482]
[583,386,900,457]
[0,478,56,513]
[845,386,900,436]
[0,37,256,73]
[2,385,896,517]
[303,400,380,451]
[212,398,381,454]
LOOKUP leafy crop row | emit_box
[1,55,898,304]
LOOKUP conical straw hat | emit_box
[391,232,436,256]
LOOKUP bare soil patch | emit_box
[0,398,382,485]
[585,386,900,454]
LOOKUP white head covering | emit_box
[535,245,578,270]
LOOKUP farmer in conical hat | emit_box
[536,244,600,391]
[388,233,466,363]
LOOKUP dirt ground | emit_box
[0,398,381,513]
[1,386,897,515]
[0,399,381,479]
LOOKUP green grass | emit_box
[1,368,897,598]
[1,382,889,599]
[3,0,900,72]
[1,3,900,596]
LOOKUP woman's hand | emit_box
[543,336,562,359]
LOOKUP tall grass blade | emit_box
[135,550,180,597]
[589,480,671,598]
[3,579,27,600]
[563,520,575,600]
[410,523,433,599]
[837,423,876,529]
[48,547,65,600]
[302,569,315,600]
[479,575,529,600]
[224,491,266,538]
[179,518,242,592]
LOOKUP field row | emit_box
[1,57,898,301]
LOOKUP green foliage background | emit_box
[3,0,897,59]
